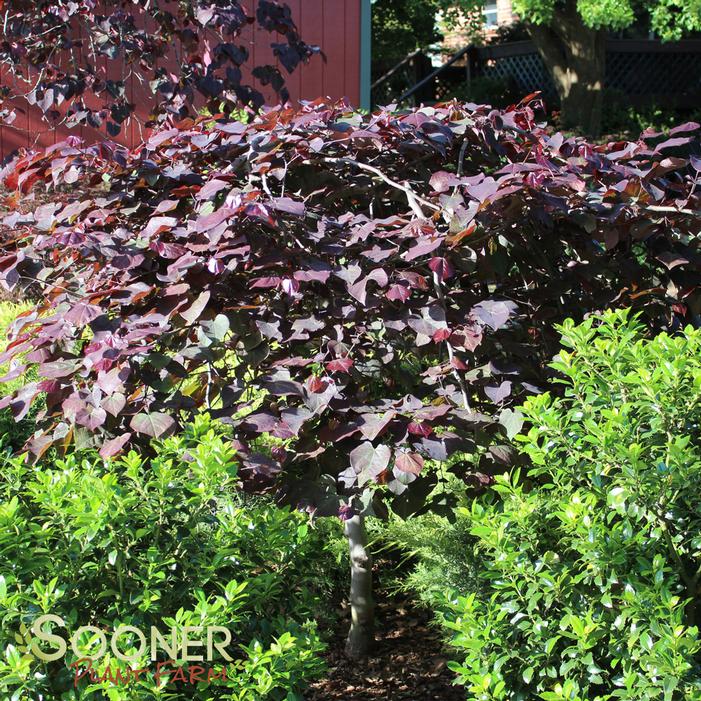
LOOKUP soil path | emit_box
[306,591,464,701]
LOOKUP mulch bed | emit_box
[306,591,464,701]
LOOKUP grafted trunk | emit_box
[344,514,375,659]
[527,0,606,137]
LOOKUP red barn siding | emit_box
[0,0,365,158]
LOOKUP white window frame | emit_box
[484,0,498,28]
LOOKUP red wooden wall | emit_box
[0,0,366,158]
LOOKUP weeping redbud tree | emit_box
[1,99,701,657]
[0,0,318,134]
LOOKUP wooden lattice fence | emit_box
[475,39,701,107]
[477,40,557,100]
[605,40,701,105]
[377,39,701,109]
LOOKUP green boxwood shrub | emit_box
[401,310,701,700]
[0,414,329,700]
[0,300,35,450]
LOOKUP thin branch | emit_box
[403,182,426,219]
[644,205,701,217]
[403,185,471,410]
[456,139,469,177]
[323,157,439,215]
[260,172,273,198]
[431,270,470,411]
[17,273,82,301]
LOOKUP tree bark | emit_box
[527,0,606,137]
[344,514,375,659]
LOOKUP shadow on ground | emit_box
[307,589,464,701]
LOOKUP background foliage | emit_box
[371,0,442,78]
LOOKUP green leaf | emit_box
[211,314,230,341]
[545,636,559,654]
[499,408,524,439]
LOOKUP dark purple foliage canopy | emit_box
[0,98,700,518]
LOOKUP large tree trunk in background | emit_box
[527,0,606,137]
[344,514,375,659]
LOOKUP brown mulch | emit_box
[306,592,464,701]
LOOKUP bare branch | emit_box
[323,157,439,216]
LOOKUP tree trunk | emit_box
[527,0,606,137]
[344,514,375,659]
